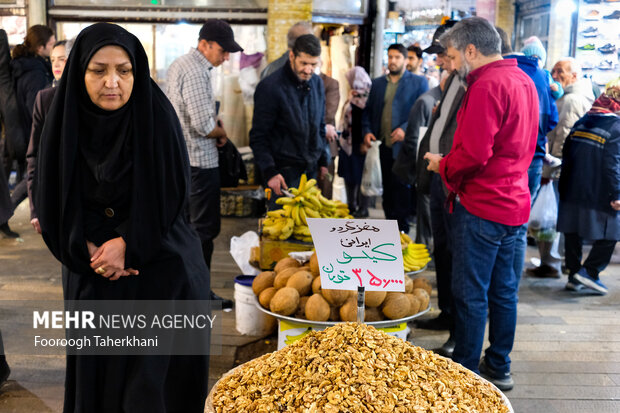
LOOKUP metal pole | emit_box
[372,0,387,78]
[356,286,365,324]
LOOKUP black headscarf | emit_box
[34,23,190,274]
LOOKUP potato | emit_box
[413,278,432,296]
[413,288,430,310]
[405,294,421,316]
[258,287,277,309]
[405,276,414,293]
[305,294,330,321]
[364,306,384,322]
[274,257,300,274]
[309,252,320,277]
[339,297,358,322]
[312,276,322,294]
[365,291,387,308]
[270,287,300,316]
[322,289,350,307]
[273,267,299,289]
[252,271,275,296]
[382,293,410,320]
[286,270,313,296]
[295,296,310,319]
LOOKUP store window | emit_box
[52,0,266,7]
[313,0,366,16]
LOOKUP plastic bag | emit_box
[528,183,558,242]
[229,231,260,275]
[361,140,383,197]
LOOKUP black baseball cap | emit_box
[423,20,457,55]
[199,20,243,53]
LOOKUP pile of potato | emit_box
[252,253,431,322]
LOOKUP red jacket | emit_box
[439,59,539,226]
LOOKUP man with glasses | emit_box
[166,20,243,309]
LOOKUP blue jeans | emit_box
[514,157,543,279]
[451,203,521,374]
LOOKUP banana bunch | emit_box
[262,174,353,242]
[400,233,431,272]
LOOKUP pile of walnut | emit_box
[253,253,431,321]
[210,323,510,412]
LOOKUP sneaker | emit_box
[582,61,595,70]
[525,264,561,279]
[585,10,600,20]
[578,43,595,50]
[603,10,620,18]
[598,59,615,70]
[581,27,599,37]
[565,274,585,291]
[479,358,514,391]
[598,43,616,54]
[573,271,608,295]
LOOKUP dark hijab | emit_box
[34,23,190,274]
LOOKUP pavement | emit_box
[1,199,620,412]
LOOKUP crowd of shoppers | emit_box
[0,14,617,406]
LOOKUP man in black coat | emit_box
[250,34,328,195]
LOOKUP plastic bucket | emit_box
[234,275,276,336]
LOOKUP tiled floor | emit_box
[1,201,619,412]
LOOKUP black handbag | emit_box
[218,139,247,188]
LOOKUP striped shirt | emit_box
[166,48,218,169]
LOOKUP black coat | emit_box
[0,29,26,162]
[10,54,52,153]
[250,60,327,182]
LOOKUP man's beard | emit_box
[457,54,472,80]
[406,63,413,72]
[389,64,403,75]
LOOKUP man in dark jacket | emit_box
[250,34,327,195]
[499,31,559,283]
[362,43,428,232]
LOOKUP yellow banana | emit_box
[306,194,322,210]
[304,206,321,219]
[292,204,302,226]
[293,225,311,236]
[318,194,335,208]
[266,209,287,218]
[301,198,318,210]
[298,174,307,194]
[299,206,308,225]
[278,218,295,240]
[276,197,295,205]
[289,187,299,196]
[303,178,317,192]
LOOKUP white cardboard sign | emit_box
[306,218,405,292]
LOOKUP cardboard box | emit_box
[259,237,313,270]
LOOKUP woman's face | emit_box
[50,45,67,81]
[84,45,134,111]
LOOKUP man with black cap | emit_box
[413,20,465,359]
[166,20,243,308]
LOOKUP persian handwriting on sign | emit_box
[336,243,397,264]
[322,264,351,284]
[329,221,381,234]
[339,237,372,248]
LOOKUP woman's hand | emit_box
[89,237,139,281]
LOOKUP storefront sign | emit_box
[306,218,405,292]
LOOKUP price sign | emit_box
[306,218,405,292]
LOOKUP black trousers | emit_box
[564,233,617,280]
[379,144,411,233]
[188,167,220,269]
[429,174,454,319]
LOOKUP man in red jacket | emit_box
[425,17,539,391]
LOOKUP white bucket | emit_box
[234,275,276,336]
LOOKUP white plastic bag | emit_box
[361,140,383,197]
[229,231,260,275]
[528,183,558,241]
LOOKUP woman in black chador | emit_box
[33,23,210,412]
